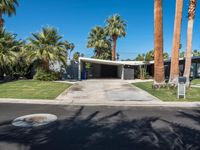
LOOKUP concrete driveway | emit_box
[59,80,159,103]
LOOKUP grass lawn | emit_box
[0,80,71,100]
[133,82,200,102]
[191,79,200,85]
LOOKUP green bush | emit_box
[34,69,62,81]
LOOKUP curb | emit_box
[0,98,72,105]
[0,98,200,107]
[55,83,76,100]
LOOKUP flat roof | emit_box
[79,57,145,66]
[79,56,200,66]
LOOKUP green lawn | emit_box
[133,82,200,102]
[0,80,71,99]
[191,79,200,85]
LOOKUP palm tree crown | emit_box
[87,26,110,49]
[0,0,18,27]
[188,0,197,20]
[87,26,111,59]
[0,29,20,71]
[27,27,66,71]
[105,14,126,60]
[105,14,126,38]
[63,40,75,59]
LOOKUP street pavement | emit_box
[0,103,200,150]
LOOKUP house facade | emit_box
[64,57,200,80]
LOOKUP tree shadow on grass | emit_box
[0,107,200,150]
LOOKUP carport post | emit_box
[121,65,125,80]
[78,58,81,80]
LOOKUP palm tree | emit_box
[169,0,183,86]
[0,0,19,28]
[63,41,75,59]
[27,27,66,71]
[73,52,84,62]
[184,0,197,85]
[105,14,126,61]
[154,0,165,87]
[0,29,20,78]
[87,26,111,59]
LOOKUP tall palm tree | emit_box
[87,26,111,59]
[27,27,66,71]
[105,14,126,61]
[154,0,165,87]
[0,0,18,28]
[169,0,183,86]
[184,0,197,85]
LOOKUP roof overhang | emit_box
[79,57,145,66]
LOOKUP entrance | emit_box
[101,65,118,78]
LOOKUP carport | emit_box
[78,57,144,80]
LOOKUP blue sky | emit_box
[4,0,200,59]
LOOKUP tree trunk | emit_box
[154,0,165,87]
[184,19,194,86]
[169,0,183,86]
[0,11,3,29]
[42,59,49,71]
[112,36,117,61]
[184,0,197,87]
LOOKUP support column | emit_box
[121,65,125,80]
[78,58,82,80]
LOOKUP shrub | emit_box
[34,68,62,81]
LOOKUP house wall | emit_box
[117,66,122,79]
[91,64,101,78]
[146,58,200,79]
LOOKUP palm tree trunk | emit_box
[43,59,49,71]
[169,0,183,86]
[184,0,197,86]
[154,0,165,87]
[0,11,3,28]
[184,19,194,85]
[112,36,117,61]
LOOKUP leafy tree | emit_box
[0,0,19,28]
[87,26,111,60]
[12,46,33,79]
[73,52,84,62]
[135,54,145,61]
[163,52,169,60]
[135,50,167,62]
[27,27,67,71]
[180,51,185,58]
[105,14,126,61]
[134,50,169,80]
[145,50,154,61]
[193,50,200,56]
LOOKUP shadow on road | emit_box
[0,106,200,150]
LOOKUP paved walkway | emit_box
[57,79,159,103]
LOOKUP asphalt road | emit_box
[0,103,200,150]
